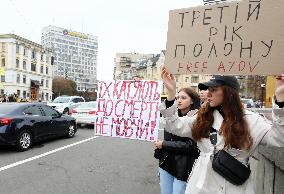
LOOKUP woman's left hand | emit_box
[275,74,284,102]
[154,140,163,149]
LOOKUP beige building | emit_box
[135,51,212,96]
[113,52,155,80]
[0,34,53,102]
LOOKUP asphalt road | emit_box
[0,126,160,194]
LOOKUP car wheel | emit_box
[16,130,32,151]
[63,108,69,115]
[66,123,76,138]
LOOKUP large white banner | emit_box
[95,80,163,142]
[165,0,284,75]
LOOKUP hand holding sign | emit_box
[161,66,176,101]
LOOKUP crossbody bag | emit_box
[210,128,251,185]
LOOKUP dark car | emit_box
[0,103,77,151]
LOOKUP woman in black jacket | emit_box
[154,88,200,194]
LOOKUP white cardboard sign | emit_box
[95,80,162,142]
[165,0,284,75]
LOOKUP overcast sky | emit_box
[0,0,204,80]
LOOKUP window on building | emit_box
[41,54,43,61]
[17,74,20,83]
[23,75,26,84]
[1,75,5,82]
[16,59,19,68]
[46,80,49,88]
[1,58,5,67]
[41,79,44,86]
[40,65,43,73]
[175,76,179,82]
[31,63,36,72]
[17,90,20,97]
[191,76,199,83]
[46,66,48,75]
[23,48,26,56]
[32,50,36,59]
[23,91,27,98]
[23,61,26,69]
[0,89,4,95]
[16,44,20,54]
[45,93,49,101]
[185,77,189,82]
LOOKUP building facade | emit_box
[113,52,155,80]
[0,34,53,102]
[41,25,98,92]
[135,51,212,95]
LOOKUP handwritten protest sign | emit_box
[95,80,162,142]
[165,0,284,75]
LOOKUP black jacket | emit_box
[158,130,199,182]
[158,101,200,182]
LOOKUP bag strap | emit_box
[209,127,218,156]
[210,127,251,167]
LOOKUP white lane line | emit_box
[0,136,99,172]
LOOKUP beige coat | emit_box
[159,101,284,194]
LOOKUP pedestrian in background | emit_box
[199,89,208,105]
[160,67,284,194]
[154,88,200,194]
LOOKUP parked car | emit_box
[70,101,97,126]
[0,103,77,151]
[240,98,255,108]
[48,96,85,114]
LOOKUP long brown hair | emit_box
[192,86,253,150]
[178,88,200,111]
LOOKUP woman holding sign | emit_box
[154,88,200,194]
[160,67,284,194]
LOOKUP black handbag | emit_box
[212,149,251,185]
[210,128,251,185]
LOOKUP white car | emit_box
[70,101,97,125]
[48,96,85,114]
[241,98,255,108]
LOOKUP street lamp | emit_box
[261,83,265,108]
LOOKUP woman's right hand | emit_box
[154,140,163,149]
[161,66,176,101]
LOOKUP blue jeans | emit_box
[159,168,186,194]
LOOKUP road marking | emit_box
[0,136,99,172]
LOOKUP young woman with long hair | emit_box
[154,88,200,194]
[159,67,284,194]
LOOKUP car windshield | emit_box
[76,102,97,108]
[0,103,21,114]
[52,97,70,103]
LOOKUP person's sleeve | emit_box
[165,99,175,108]
[159,100,195,138]
[162,140,195,154]
[260,98,284,147]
